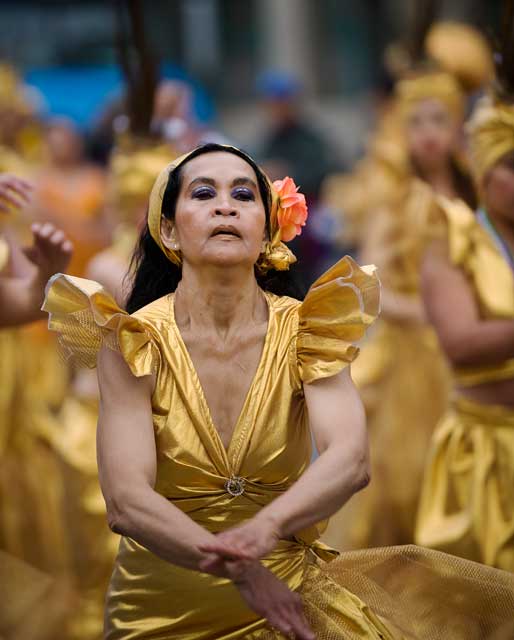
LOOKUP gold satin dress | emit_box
[0,237,74,638]
[416,199,514,572]
[43,257,514,640]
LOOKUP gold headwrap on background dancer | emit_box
[467,97,514,183]
[147,145,304,273]
[395,71,465,121]
[109,138,180,224]
[425,22,493,94]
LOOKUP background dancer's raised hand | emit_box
[0,173,33,213]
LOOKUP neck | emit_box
[487,206,514,256]
[421,163,456,198]
[174,263,266,340]
[50,158,81,171]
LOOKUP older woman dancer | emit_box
[44,144,514,639]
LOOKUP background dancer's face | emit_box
[483,152,514,223]
[162,152,267,269]
[406,99,459,173]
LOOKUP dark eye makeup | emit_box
[191,186,216,199]
[191,185,255,201]
[232,187,255,201]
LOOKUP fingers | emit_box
[2,175,33,199]
[268,598,315,640]
[32,222,72,249]
[29,222,73,275]
[197,549,248,575]
[198,553,225,573]
[0,186,27,211]
[0,174,33,211]
[197,542,252,561]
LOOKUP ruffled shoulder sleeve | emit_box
[295,256,380,385]
[42,274,159,377]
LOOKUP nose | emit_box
[214,203,238,217]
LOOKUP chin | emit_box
[203,248,258,269]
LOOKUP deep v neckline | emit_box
[168,291,273,473]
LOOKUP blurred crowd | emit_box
[1,10,514,640]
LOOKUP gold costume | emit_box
[0,145,73,585]
[324,68,470,550]
[42,256,514,639]
[415,198,514,571]
[324,178,450,550]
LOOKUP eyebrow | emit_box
[187,176,258,190]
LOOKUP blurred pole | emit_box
[257,0,314,90]
[181,0,220,78]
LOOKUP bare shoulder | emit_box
[97,346,154,398]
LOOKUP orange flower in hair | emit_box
[273,177,308,242]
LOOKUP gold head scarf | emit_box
[0,64,31,114]
[395,71,465,122]
[426,22,493,94]
[147,144,304,272]
[467,96,514,183]
[108,137,180,224]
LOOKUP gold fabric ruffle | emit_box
[43,273,160,376]
[296,257,380,384]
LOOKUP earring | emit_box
[169,230,180,251]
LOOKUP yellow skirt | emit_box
[324,321,450,550]
[416,395,514,571]
[0,551,74,640]
[105,538,514,639]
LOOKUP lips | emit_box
[211,225,242,238]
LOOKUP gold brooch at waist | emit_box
[224,476,246,497]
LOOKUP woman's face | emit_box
[163,152,267,269]
[406,99,459,172]
[46,123,83,165]
[483,158,514,223]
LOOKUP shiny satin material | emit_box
[44,256,395,639]
[416,396,514,571]
[415,199,514,570]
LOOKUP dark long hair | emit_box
[125,143,305,313]
[410,154,478,210]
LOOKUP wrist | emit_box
[29,274,48,307]
[231,560,263,586]
[254,509,285,540]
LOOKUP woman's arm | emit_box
[200,367,369,559]
[258,367,369,535]
[421,241,514,366]
[97,345,222,571]
[359,205,425,324]
[97,346,315,639]
[379,287,426,324]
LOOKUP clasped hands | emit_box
[197,516,315,640]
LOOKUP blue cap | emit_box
[256,70,302,99]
